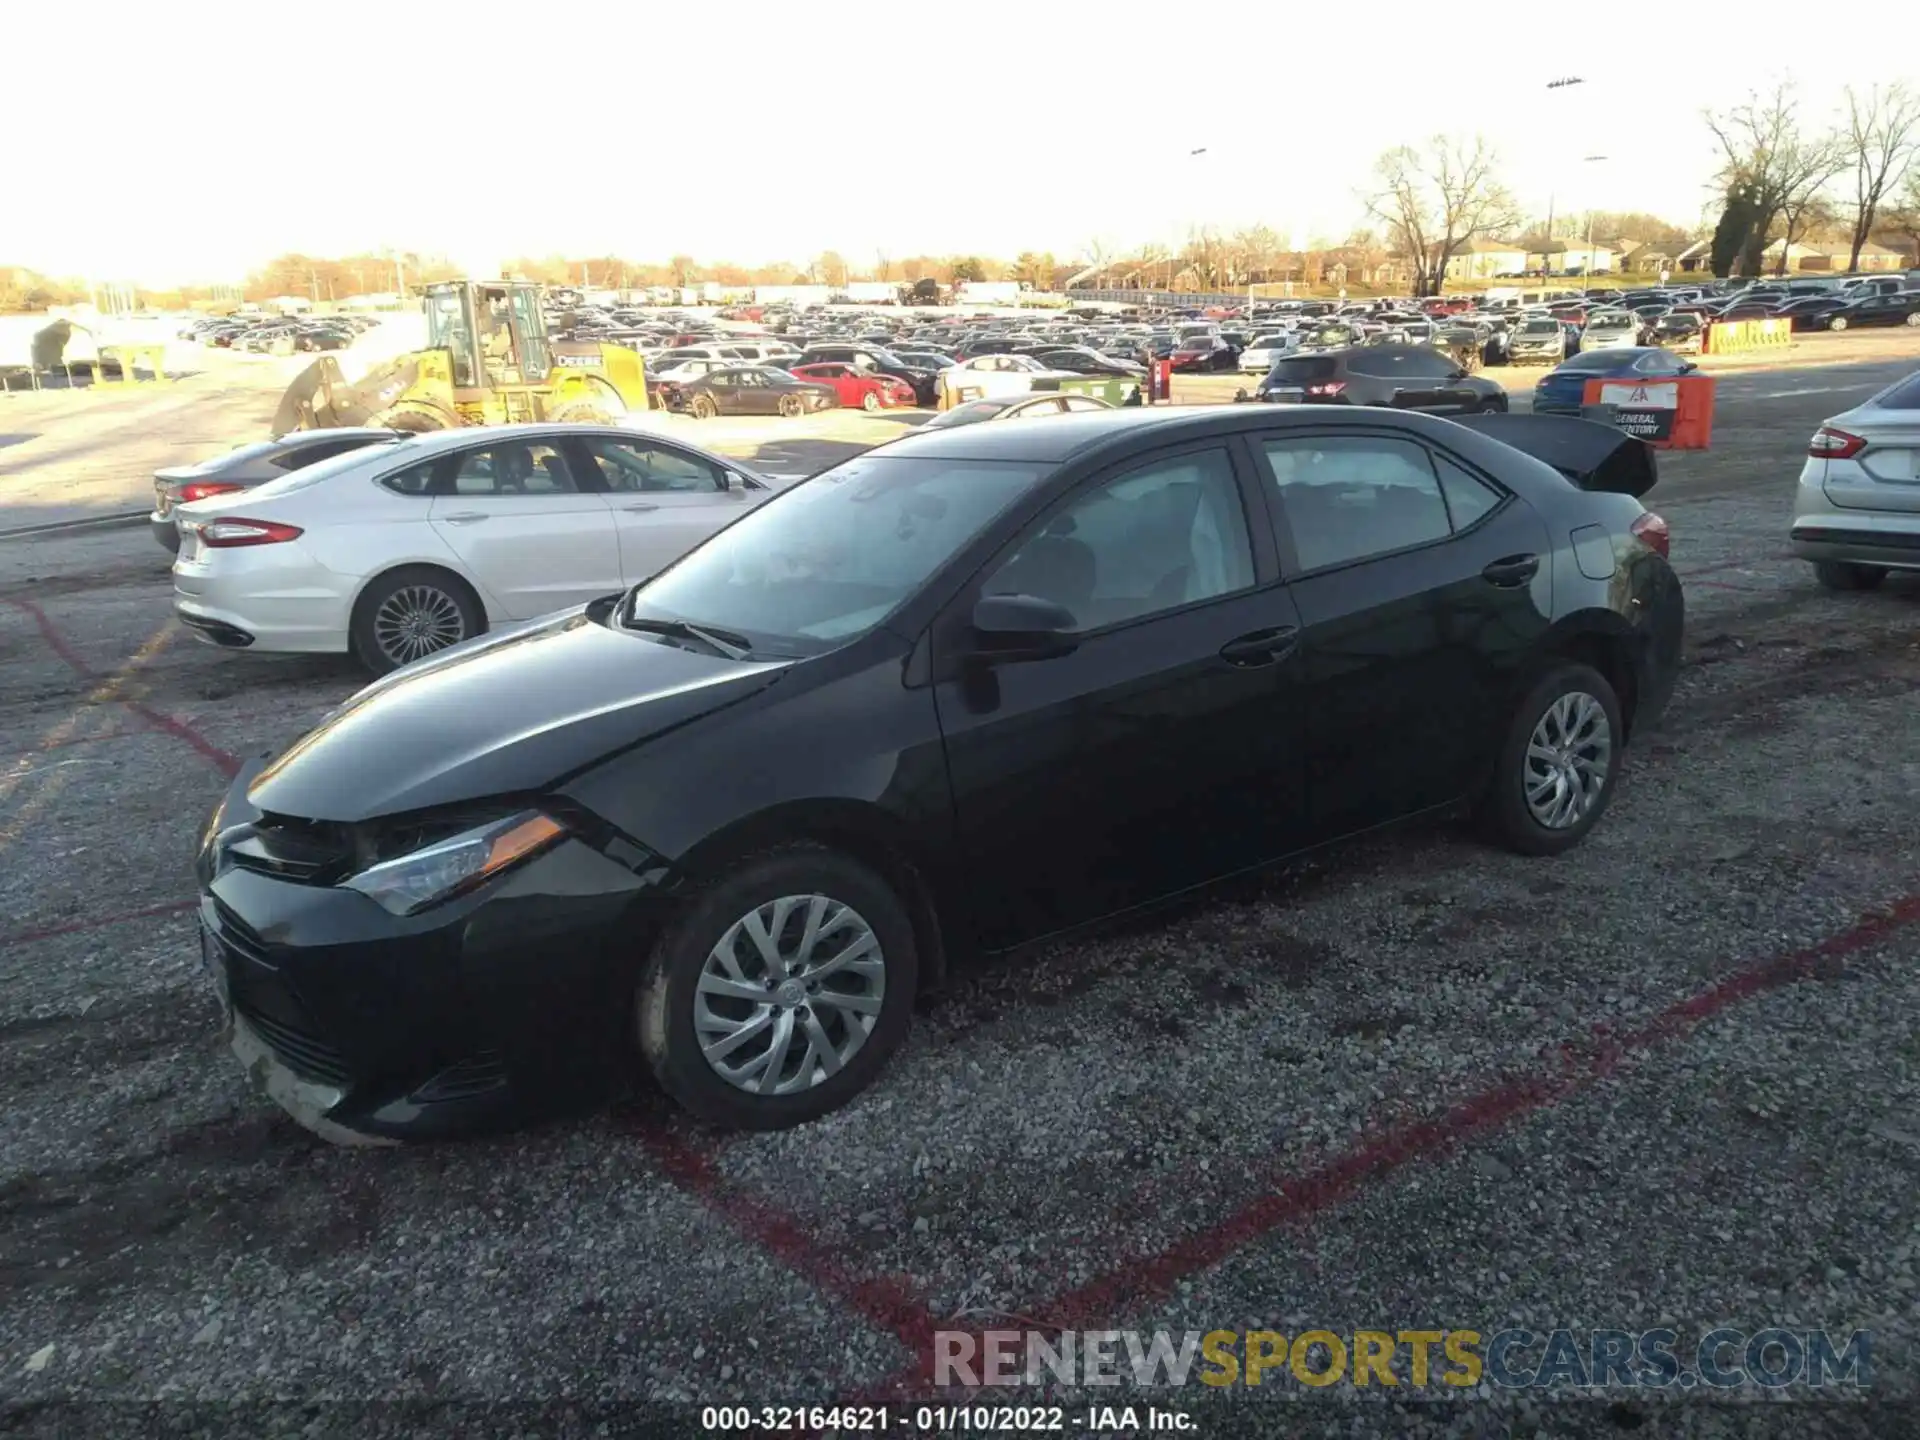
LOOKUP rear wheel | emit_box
[690,394,718,419]
[636,845,918,1129]
[1813,560,1887,591]
[778,394,804,418]
[550,391,622,425]
[350,566,485,675]
[1479,662,1623,857]
[1830,316,1849,332]
[1480,394,1509,413]
[1907,312,1920,327]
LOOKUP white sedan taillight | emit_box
[193,518,305,548]
[1808,427,1866,459]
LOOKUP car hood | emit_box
[244,608,793,823]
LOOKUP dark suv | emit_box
[1244,345,1509,414]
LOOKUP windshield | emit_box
[1519,319,1561,335]
[1587,313,1635,329]
[627,456,1049,656]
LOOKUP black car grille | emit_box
[235,1001,353,1088]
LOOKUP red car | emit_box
[787,362,918,411]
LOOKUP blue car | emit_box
[1534,347,1698,416]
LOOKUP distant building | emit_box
[1524,240,1616,275]
[1440,238,1529,281]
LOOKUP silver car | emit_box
[150,429,398,552]
[1790,369,1920,589]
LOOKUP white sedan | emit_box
[172,424,794,675]
[1238,333,1302,373]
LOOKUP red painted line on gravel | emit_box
[638,1124,938,1357]
[5,597,239,777]
[0,899,198,952]
[843,892,1920,1406]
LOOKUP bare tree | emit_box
[1842,83,1920,271]
[1705,83,1843,277]
[874,251,896,282]
[1363,136,1520,296]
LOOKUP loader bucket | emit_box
[272,355,421,436]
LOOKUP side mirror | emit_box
[970,593,1079,662]
[724,470,747,491]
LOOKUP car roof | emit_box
[875,403,1482,465]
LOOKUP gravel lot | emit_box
[2,344,1919,1438]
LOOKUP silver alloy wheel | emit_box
[372,584,467,666]
[694,894,885,1096]
[1523,691,1612,830]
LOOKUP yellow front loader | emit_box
[272,280,650,435]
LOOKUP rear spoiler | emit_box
[1450,412,1657,498]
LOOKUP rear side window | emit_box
[1432,454,1504,530]
[1257,436,1454,572]
[1876,372,1920,411]
[380,461,437,496]
[275,437,376,470]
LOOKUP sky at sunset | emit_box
[7,3,1919,286]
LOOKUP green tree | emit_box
[1709,182,1759,277]
[950,256,987,282]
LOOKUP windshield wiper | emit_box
[621,613,753,660]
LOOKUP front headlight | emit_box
[342,810,568,917]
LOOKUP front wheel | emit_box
[862,390,881,412]
[1480,395,1509,413]
[1814,560,1887,591]
[1830,316,1848,332]
[1479,663,1623,857]
[1906,312,1920,327]
[636,846,918,1130]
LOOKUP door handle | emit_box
[441,511,488,525]
[1219,626,1300,667]
[1482,553,1540,587]
[622,502,659,513]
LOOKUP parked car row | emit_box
[182,313,379,354]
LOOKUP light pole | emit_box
[1540,77,1586,275]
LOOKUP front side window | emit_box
[983,448,1255,633]
[1258,436,1453,572]
[581,438,723,493]
[630,457,1049,655]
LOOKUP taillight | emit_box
[1305,380,1347,396]
[1808,427,1865,459]
[194,518,304,548]
[1630,511,1669,559]
[178,481,245,503]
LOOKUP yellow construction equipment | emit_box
[273,280,649,435]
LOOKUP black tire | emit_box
[349,565,485,676]
[383,407,451,433]
[637,845,918,1130]
[690,394,718,419]
[551,399,618,425]
[1479,662,1624,857]
[1813,560,1887,591]
[1480,394,1509,413]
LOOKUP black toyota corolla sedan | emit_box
[196,407,1683,1141]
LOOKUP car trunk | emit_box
[1823,413,1920,512]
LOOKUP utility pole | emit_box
[1541,77,1586,275]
